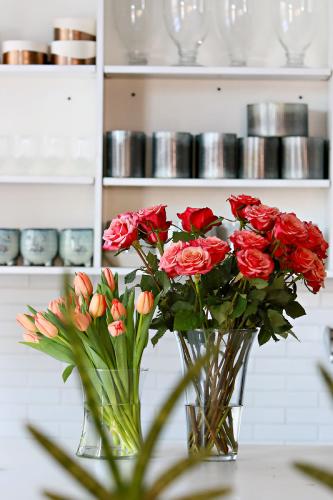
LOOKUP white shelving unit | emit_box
[0,0,332,276]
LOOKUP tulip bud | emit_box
[103,268,116,292]
[35,312,58,339]
[23,331,39,344]
[108,320,126,337]
[89,294,107,319]
[16,313,37,333]
[48,297,65,322]
[136,291,154,315]
[111,299,127,320]
[74,272,93,298]
[73,310,92,332]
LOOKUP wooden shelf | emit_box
[104,65,332,81]
[103,178,330,189]
[0,65,96,77]
[0,176,95,185]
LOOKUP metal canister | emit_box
[281,137,326,179]
[152,132,193,178]
[196,133,237,179]
[248,103,308,137]
[106,131,146,178]
[238,137,280,179]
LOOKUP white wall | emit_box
[3,274,332,447]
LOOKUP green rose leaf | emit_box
[146,252,159,271]
[267,289,293,306]
[171,301,194,313]
[155,270,172,292]
[125,268,139,284]
[210,301,232,325]
[285,301,306,319]
[267,309,292,332]
[231,294,247,320]
[174,311,201,331]
[151,327,168,347]
[258,326,272,346]
[173,232,192,242]
[140,274,159,296]
[249,289,267,302]
[250,278,269,289]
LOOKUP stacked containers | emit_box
[51,18,96,64]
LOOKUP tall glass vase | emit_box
[177,329,256,461]
[77,368,146,459]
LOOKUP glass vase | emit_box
[274,0,318,68]
[113,0,155,65]
[163,0,209,66]
[177,329,256,461]
[77,368,146,459]
[216,0,253,67]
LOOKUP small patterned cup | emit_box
[0,229,20,266]
[60,228,93,267]
[21,229,58,266]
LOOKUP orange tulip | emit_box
[108,320,126,337]
[89,294,107,319]
[103,268,116,292]
[136,291,154,315]
[35,312,58,339]
[73,310,92,332]
[74,272,93,298]
[111,299,127,320]
[23,331,39,343]
[16,313,37,333]
[48,297,66,322]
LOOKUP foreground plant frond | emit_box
[294,364,333,492]
[27,302,229,500]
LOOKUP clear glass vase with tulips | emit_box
[103,197,328,460]
[17,270,157,459]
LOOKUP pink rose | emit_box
[137,204,171,244]
[237,249,275,281]
[177,207,221,233]
[159,241,188,278]
[194,237,230,266]
[244,204,280,231]
[175,245,213,276]
[103,212,139,251]
[230,230,269,251]
[289,247,317,274]
[228,194,261,218]
[273,213,308,245]
[303,222,329,260]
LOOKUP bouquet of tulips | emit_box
[17,270,157,458]
[103,195,328,458]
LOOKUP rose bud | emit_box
[108,320,126,337]
[48,297,66,322]
[136,291,154,315]
[16,313,37,333]
[74,272,93,298]
[35,313,58,339]
[111,299,127,320]
[23,331,39,343]
[103,268,116,292]
[89,294,107,319]
[73,310,92,332]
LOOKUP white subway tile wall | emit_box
[1,275,332,446]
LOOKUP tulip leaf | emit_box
[20,340,74,365]
[294,463,333,491]
[171,489,231,500]
[44,492,76,500]
[62,364,75,383]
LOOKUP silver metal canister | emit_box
[281,137,326,179]
[238,137,280,179]
[106,131,146,178]
[196,133,237,179]
[248,103,308,137]
[152,132,193,178]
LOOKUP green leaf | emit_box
[62,365,75,383]
[250,278,269,289]
[249,289,267,302]
[285,301,306,319]
[125,269,139,284]
[151,327,168,347]
[156,270,171,292]
[270,275,286,290]
[140,274,159,295]
[146,252,159,271]
[172,232,192,242]
[267,309,291,330]
[267,289,293,306]
[258,326,272,346]
[171,301,194,313]
[174,311,201,331]
[230,295,247,320]
[295,462,333,491]
[21,339,74,365]
[210,302,232,325]
[243,301,258,320]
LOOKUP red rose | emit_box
[230,230,269,251]
[273,213,307,245]
[177,207,221,233]
[244,204,280,232]
[228,194,261,219]
[159,241,187,277]
[194,237,230,266]
[137,205,171,244]
[103,212,139,251]
[304,257,326,293]
[303,222,329,260]
[175,245,213,276]
[236,249,275,281]
[289,247,317,274]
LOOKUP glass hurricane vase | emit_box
[274,0,318,68]
[163,0,209,66]
[77,368,146,459]
[177,329,256,461]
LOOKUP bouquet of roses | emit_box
[103,195,328,458]
[17,270,158,458]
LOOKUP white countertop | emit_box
[1,439,332,499]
